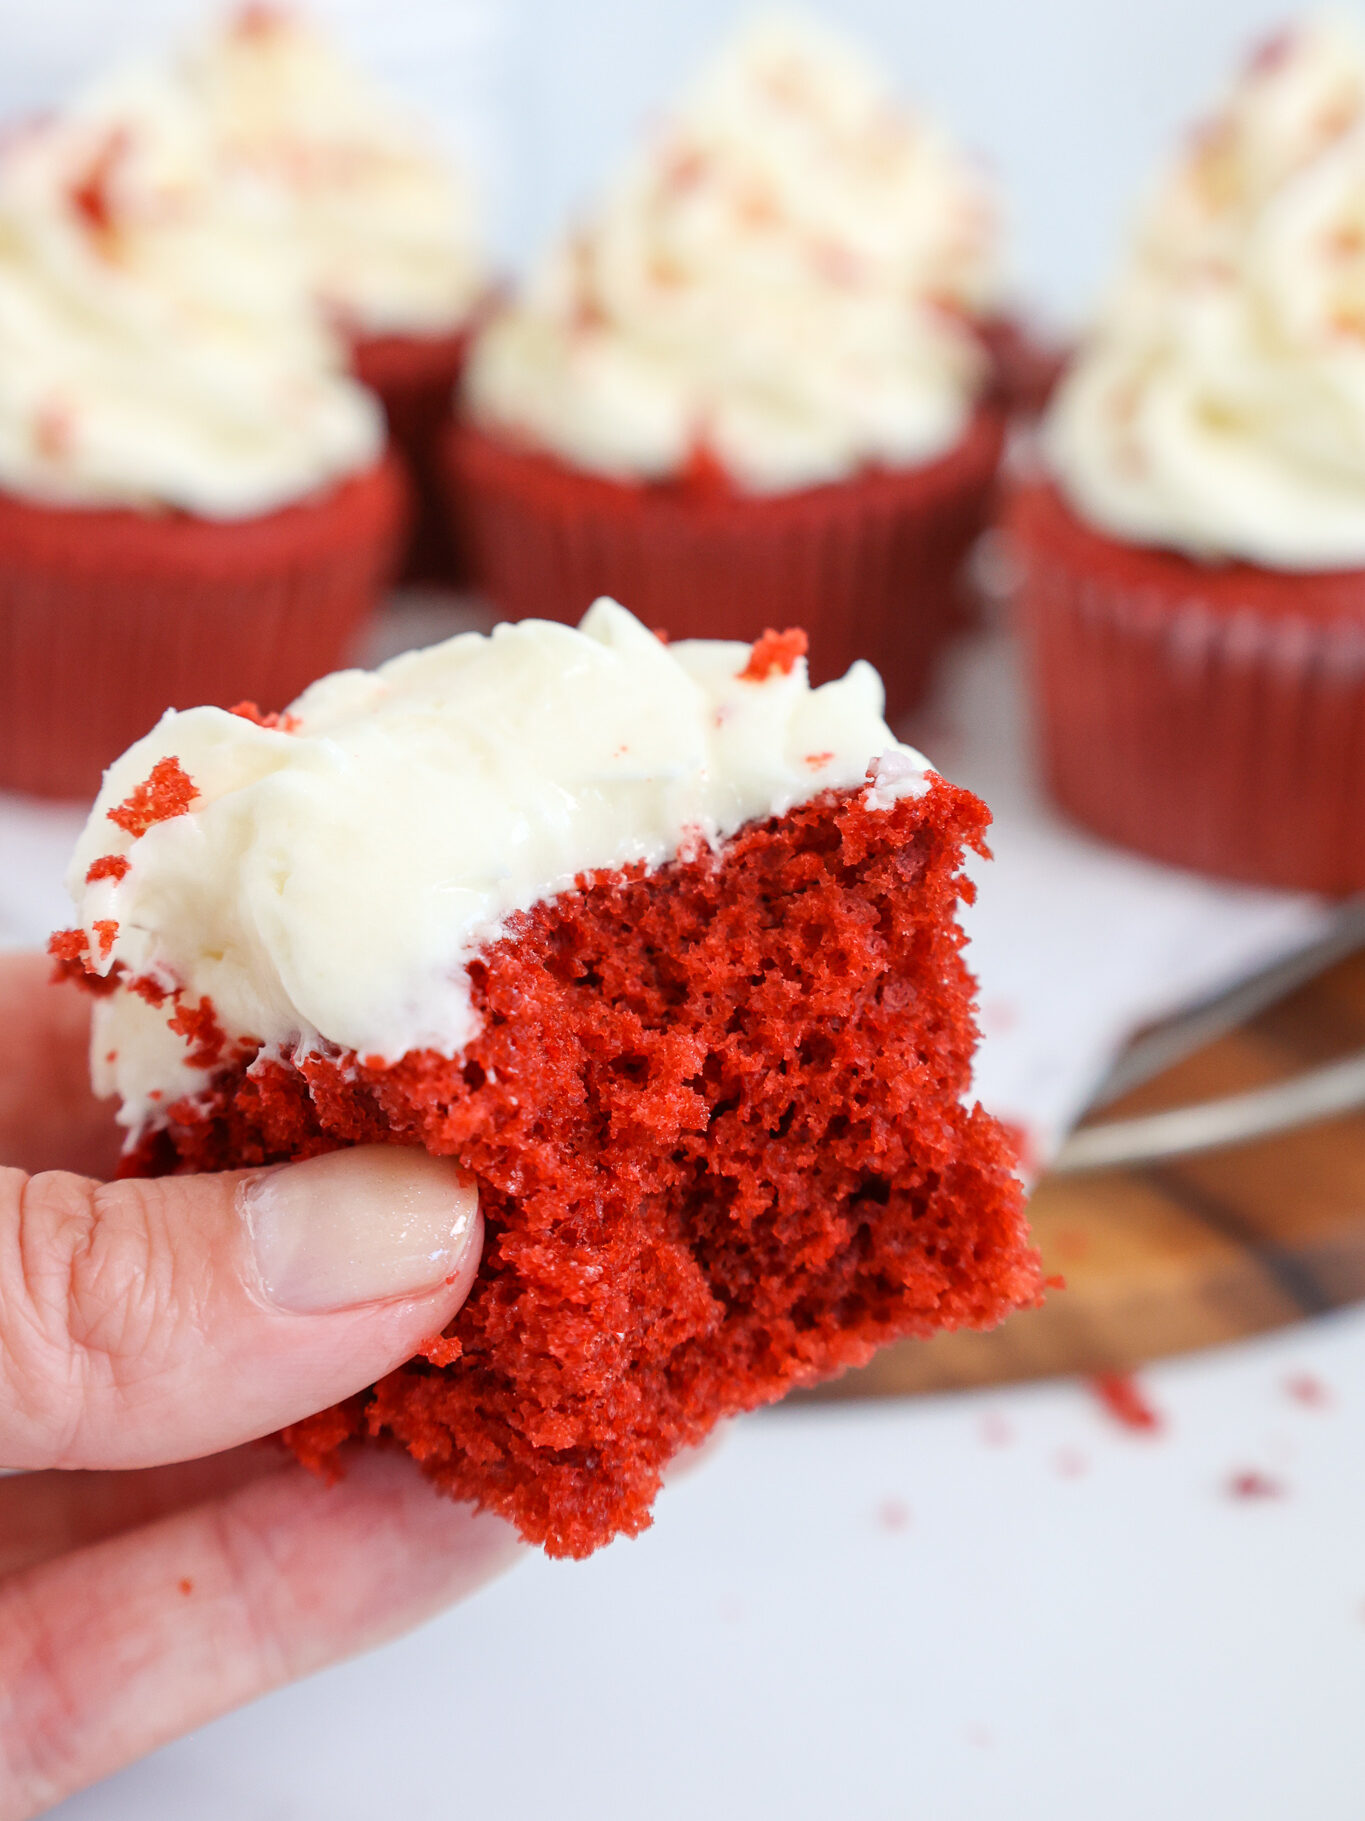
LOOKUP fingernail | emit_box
[242,1147,480,1314]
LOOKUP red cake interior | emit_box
[97,774,1040,1557]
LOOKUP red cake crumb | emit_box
[230,702,301,731]
[47,927,118,995]
[85,854,131,885]
[107,757,198,839]
[1226,1470,1285,1500]
[112,778,1041,1558]
[68,127,128,240]
[1285,1373,1330,1408]
[1089,1371,1163,1433]
[166,995,230,1070]
[740,627,809,682]
[92,919,118,959]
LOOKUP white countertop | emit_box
[56,1306,1365,1821]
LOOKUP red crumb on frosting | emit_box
[47,927,117,995]
[48,928,89,967]
[740,628,809,682]
[34,400,75,463]
[85,854,131,885]
[230,702,300,731]
[93,919,118,959]
[107,757,198,839]
[166,995,229,1071]
[68,127,129,239]
[232,3,288,37]
[805,752,835,771]
[1089,1371,1163,1433]
[115,779,1041,1558]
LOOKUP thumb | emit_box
[0,1147,481,1472]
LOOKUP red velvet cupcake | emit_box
[0,59,405,800]
[351,325,473,580]
[453,17,1009,717]
[447,405,1004,704]
[55,600,1040,1557]
[0,458,406,800]
[182,9,488,583]
[1010,481,1365,893]
[1012,18,1365,893]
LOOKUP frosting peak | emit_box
[67,599,929,1130]
[183,8,484,336]
[0,58,382,517]
[1046,12,1365,568]
[468,14,997,494]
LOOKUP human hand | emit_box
[0,952,520,1820]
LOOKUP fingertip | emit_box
[242,1146,482,1316]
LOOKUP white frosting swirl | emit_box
[1047,13,1365,568]
[0,59,383,518]
[467,14,997,495]
[68,599,929,1131]
[182,9,484,337]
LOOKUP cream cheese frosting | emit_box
[0,58,383,518]
[467,13,998,495]
[182,8,484,337]
[1046,12,1365,568]
[67,599,931,1131]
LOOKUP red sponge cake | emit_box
[56,599,1040,1557]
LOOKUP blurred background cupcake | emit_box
[449,11,1007,713]
[0,56,405,800]
[181,6,488,580]
[1010,14,1365,893]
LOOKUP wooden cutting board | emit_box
[821,945,1365,1399]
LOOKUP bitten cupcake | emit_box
[449,14,1005,715]
[0,60,405,801]
[54,599,1039,1556]
[1011,16,1365,893]
[184,7,487,578]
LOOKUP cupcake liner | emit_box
[442,406,1006,718]
[351,325,470,583]
[0,454,408,801]
[1009,480,1365,894]
[976,314,1069,421]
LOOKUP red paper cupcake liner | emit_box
[1009,479,1365,894]
[977,314,1069,421]
[442,405,1006,718]
[352,325,470,583]
[0,454,408,801]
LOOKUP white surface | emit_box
[53,1307,1365,1821]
